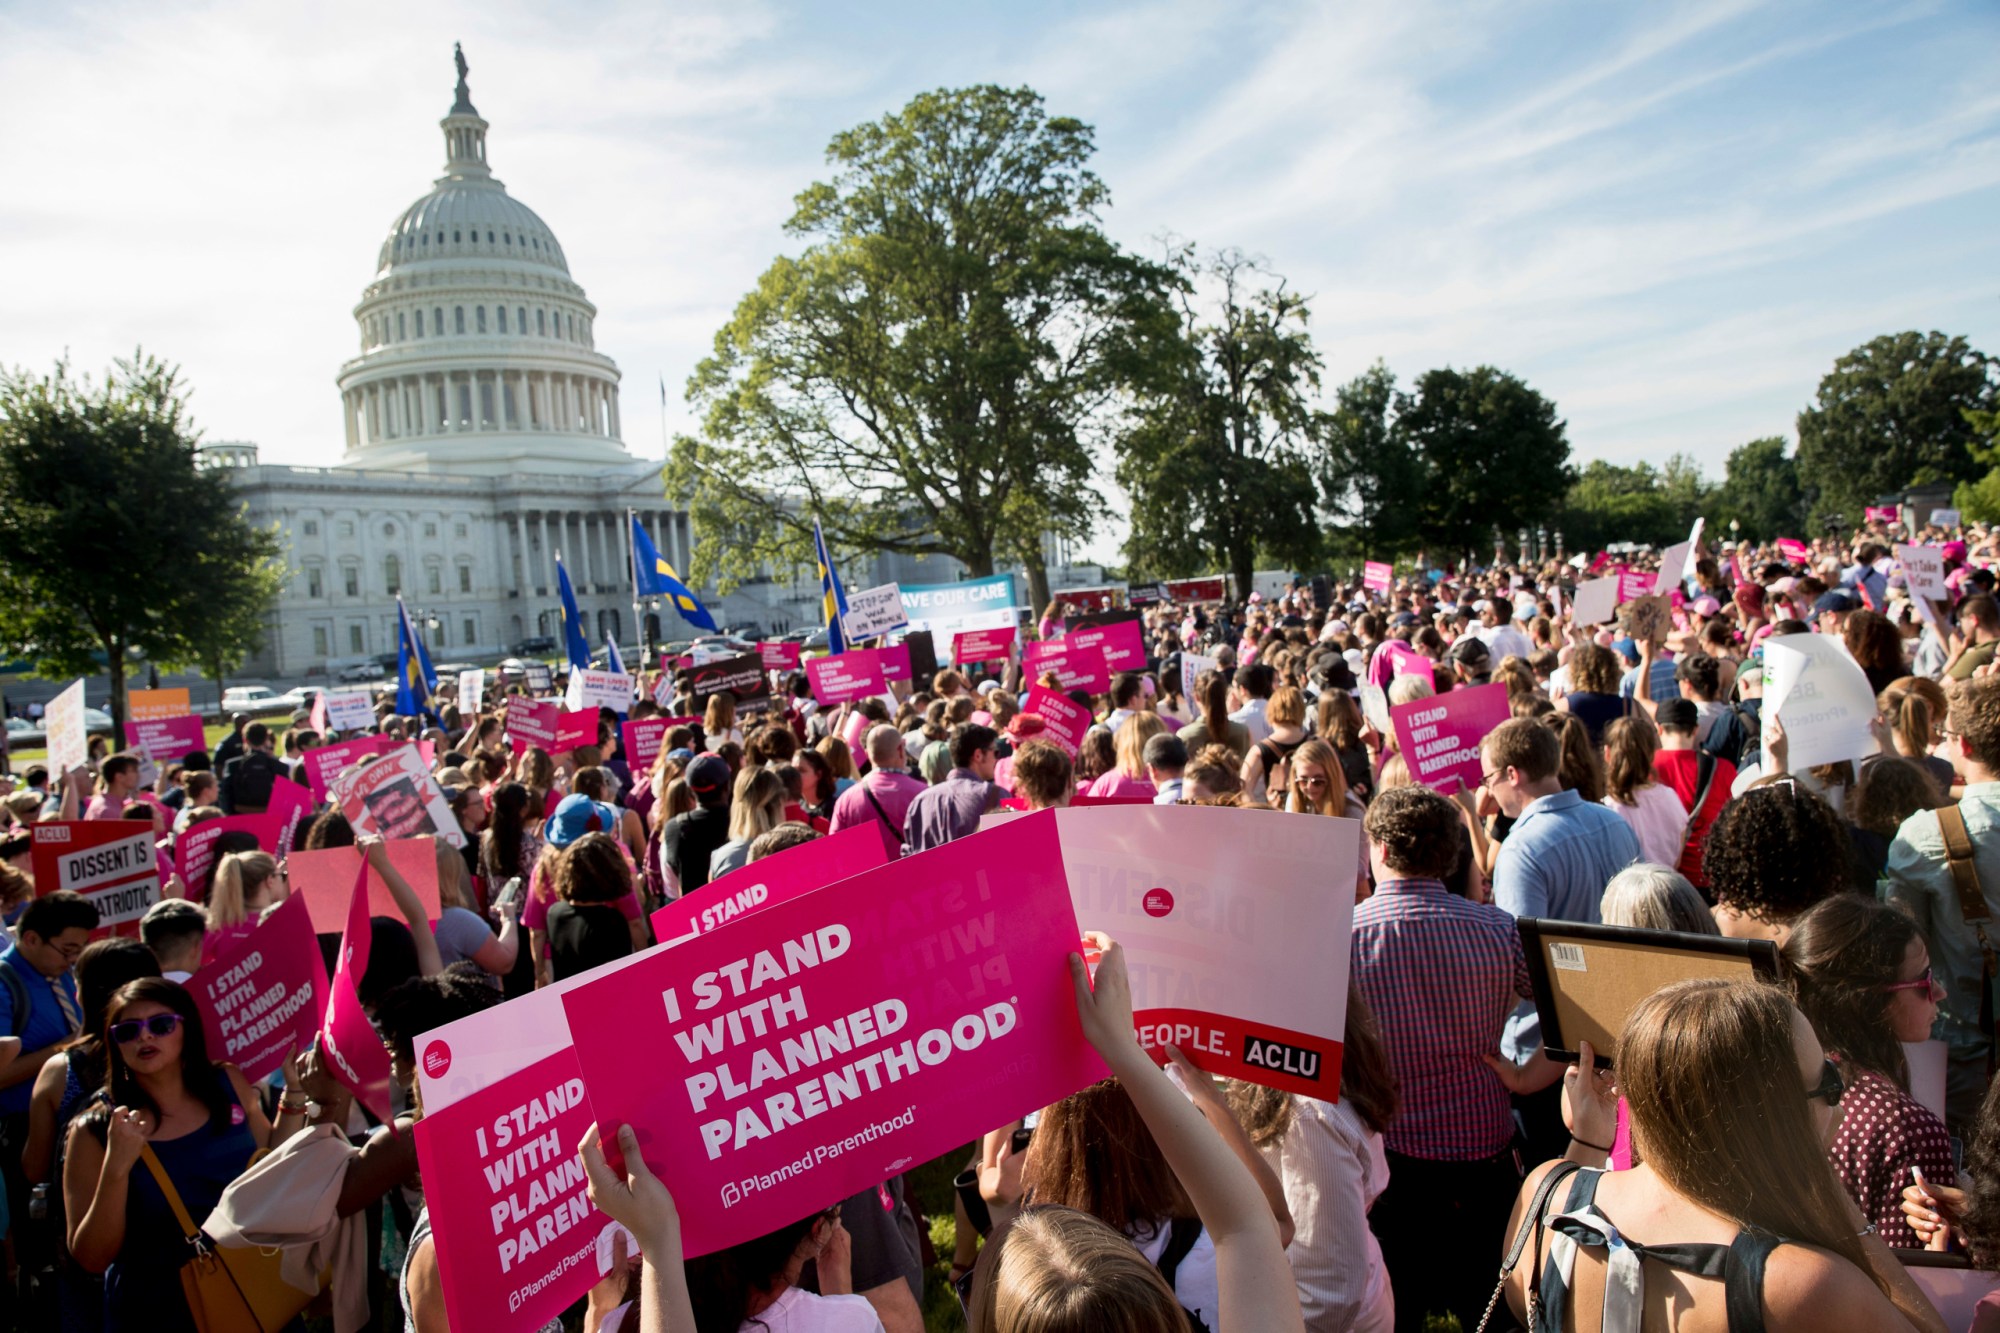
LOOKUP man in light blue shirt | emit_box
[1481,718,1640,1157]
[1614,637,1678,705]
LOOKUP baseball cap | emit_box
[1449,637,1491,665]
[1812,590,1857,617]
[1691,596,1721,617]
[543,793,622,848]
[1390,611,1418,628]
[1612,636,1639,661]
[685,753,731,795]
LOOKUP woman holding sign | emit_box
[63,978,308,1333]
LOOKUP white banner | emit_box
[45,678,88,776]
[1180,651,1216,707]
[1764,632,1881,769]
[841,582,909,640]
[566,668,634,714]
[1897,544,1947,600]
[457,668,484,714]
[1930,508,1961,528]
[324,689,377,732]
[1572,575,1620,626]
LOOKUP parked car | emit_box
[514,635,557,656]
[273,687,321,711]
[336,661,385,682]
[221,686,289,713]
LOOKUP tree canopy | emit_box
[1795,330,1997,525]
[0,353,284,732]
[666,84,1175,611]
[1397,366,1573,561]
[1117,248,1324,599]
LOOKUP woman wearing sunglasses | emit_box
[1501,978,1943,1332]
[1783,894,1954,1247]
[60,978,307,1333]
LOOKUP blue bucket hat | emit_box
[543,793,621,848]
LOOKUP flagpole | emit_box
[629,509,646,672]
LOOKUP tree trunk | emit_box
[106,636,126,738]
[1231,546,1256,602]
[1022,550,1052,619]
[212,654,227,722]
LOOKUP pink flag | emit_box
[191,891,328,1082]
[319,862,396,1124]
[648,823,891,946]
[1022,685,1092,755]
[1389,681,1511,795]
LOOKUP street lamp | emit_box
[1517,528,1530,566]
[1536,527,1548,563]
[1729,518,1740,546]
[1554,529,1565,560]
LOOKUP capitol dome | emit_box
[337,47,630,475]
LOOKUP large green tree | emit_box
[1957,407,2000,523]
[1318,361,1424,562]
[1709,435,1806,541]
[0,354,284,735]
[666,85,1175,613]
[1559,460,1689,553]
[1117,248,1324,598]
[1396,366,1572,561]
[1795,331,1997,525]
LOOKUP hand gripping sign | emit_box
[1389,680,1511,795]
[319,862,396,1124]
[559,810,1104,1257]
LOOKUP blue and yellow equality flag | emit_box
[630,514,717,632]
[814,517,848,655]
[555,555,593,671]
[394,596,438,718]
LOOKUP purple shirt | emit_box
[900,768,1002,856]
[830,770,928,860]
[1351,878,1532,1160]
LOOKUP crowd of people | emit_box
[0,515,1997,1332]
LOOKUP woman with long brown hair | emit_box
[1224,980,1399,1332]
[1844,608,1909,698]
[1783,895,1953,1246]
[1599,715,1687,866]
[1879,675,1955,795]
[1502,978,1944,1330]
[1543,709,1608,804]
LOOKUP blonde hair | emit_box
[704,693,737,735]
[435,839,475,912]
[1113,713,1165,781]
[1386,675,1434,708]
[727,767,786,843]
[209,851,279,928]
[1267,686,1307,728]
[969,1206,1185,1333]
[1284,737,1348,816]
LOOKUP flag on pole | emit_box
[814,518,849,655]
[629,515,716,631]
[555,556,593,672]
[394,597,437,718]
[604,633,627,676]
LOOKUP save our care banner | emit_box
[898,574,1017,646]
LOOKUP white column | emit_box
[533,512,548,591]
[608,389,621,440]
[343,393,358,447]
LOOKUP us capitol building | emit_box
[213,49,957,677]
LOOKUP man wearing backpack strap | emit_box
[1886,674,2000,1134]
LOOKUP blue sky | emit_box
[3,0,1996,558]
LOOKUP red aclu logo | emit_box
[422,1041,451,1079]
[1142,888,1174,918]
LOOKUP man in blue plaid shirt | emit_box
[1352,785,1533,1333]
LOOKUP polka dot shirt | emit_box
[1826,1064,1954,1248]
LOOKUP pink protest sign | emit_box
[1023,640,1110,693]
[560,812,1104,1257]
[554,709,599,754]
[1000,793,1155,811]
[122,715,207,764]
[505,697,559,754]
[1066,619,1144,674]
[320,863,396,1123]
[953,626,1016,664]
[1776,537,1810,565]
[621,718,670,773]
[1021,686,1092,756]
[1617,569,1654,603]
[759,641,802,671]
[806,650,887,705]
[286,839,441,933]
[1365,640,1434,691]
[191,891,327,1082]
[879,642,913,682]
[333,744,464,849]
[1363,561,1393,595]
[1389,680,1511,795]
[1048,805,1357,1098]
[649,824,891,947]
[175,813,282,899]
[1865,504,1901,524]
[267,775,316,854]
[412,1047,614,1333]
[301,736,393,801]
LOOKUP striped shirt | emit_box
[1351,878,1532,1160]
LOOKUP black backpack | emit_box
[1154,1217,1214,1333]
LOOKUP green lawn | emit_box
[8,720,291,768]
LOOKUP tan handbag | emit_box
[138,1144,318,1333]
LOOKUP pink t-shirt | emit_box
[201,920,258,968]
[1085,771,1157,800]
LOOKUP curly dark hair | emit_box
[1701,781,1848,925]
[1362,785,1464,881]
[1958,1073,2000,1268]
[374,962,504,1066]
